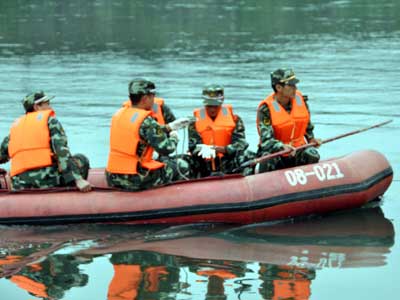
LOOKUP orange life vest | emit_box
[106,107,164,174]
[123,97,166,125]
[257,91,310,147]
[108,264,142,300]
[8,110,55,177]
[144,266,168,292]
[0,255,22,265]
[197,269,237,279]
[10,275,49,298]
[273,279,311,300]
[193,105,236,158]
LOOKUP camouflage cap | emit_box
[202,84,224,106]
[270,68,299,86]
[22,91,55,112]
[128,78,156,95]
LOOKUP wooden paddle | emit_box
[237,119,393,171]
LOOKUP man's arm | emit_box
[304,100,315,141]
[0,135,10,164]
[188,123,202,154]
[48,117,83,184]
[225,115,249,155]
[139,116,178,156]
[257,104,285,153]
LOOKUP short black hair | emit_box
[26,106,35,113]
[129,93,144,105]
[272,82,284,93]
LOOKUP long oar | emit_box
[238,119,392,170]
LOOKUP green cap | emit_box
[22,91,54,112]
[128,78,156,95]
[271,68,299,86]
[202,84,224,106]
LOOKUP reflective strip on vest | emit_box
[152,98,165,125]
[152,103,158,113]
[295,94,303,106]
[272,100,281,112]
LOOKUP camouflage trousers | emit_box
[257,146,320,173]
[11,154,90,191]
[186,149,256,178]
[106,156,190,191]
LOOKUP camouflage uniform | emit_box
[156,101,177,159]
[0,92,89,191]
[187,84,255,177]
[4,245,90,299]
[257,69,320,172]
[0,117,89,191]
[106,79,190,191]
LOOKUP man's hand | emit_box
[213,146,227,154]
[167,117,191,131]
[195,144,216,159]
[169,130,179,142]
[308,138,322,148]
[75,178,92,192]
[282,144,296,156]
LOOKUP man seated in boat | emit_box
[187,84,254,177]
[106,78,191,191]
[121,79,191,160]
[0,91,91,192]
[256,68,321,172]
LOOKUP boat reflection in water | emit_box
[0,206,394,299]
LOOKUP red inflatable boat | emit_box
[0,150,393,225]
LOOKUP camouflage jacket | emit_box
[257,98,315,154]
[188,113,249,156]
[0,116,83,188]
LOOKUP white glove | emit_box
[169,130,179,142]
[168,117,191,131]
[195,144,216,159]
[152,151,159,160]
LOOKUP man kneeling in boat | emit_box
[256,68,321,173]
[0,91,91,192]
[106,79,190,191]
[187,84,254,177]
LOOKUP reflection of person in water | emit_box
[184,258,247,300]
[108,250,180,300]
[258,263,316,300]
[1,244,90,300]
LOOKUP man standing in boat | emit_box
[106,78,190,191]
[0,91,91,192]
[187,84,254,177]
[256,68,321,172]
